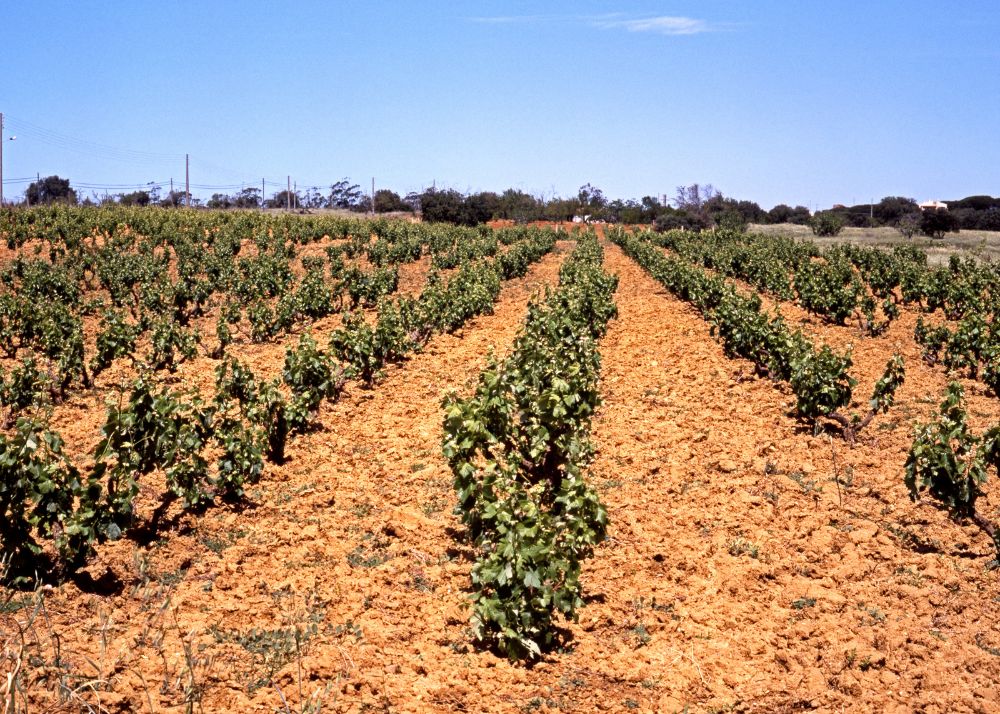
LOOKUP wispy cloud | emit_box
[468,13,725,37]
[591,15,715,36]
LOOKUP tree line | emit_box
[13,175,1000,235]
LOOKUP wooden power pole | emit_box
[185,154,190,208]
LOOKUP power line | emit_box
[4,114,184,164]
[1,115,367,201]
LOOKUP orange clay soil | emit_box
[3,240,1000,713]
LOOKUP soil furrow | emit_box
[580,241,1000,712]
[11,243,576,712]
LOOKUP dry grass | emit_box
[750,223,1000,266]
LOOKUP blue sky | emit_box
[2,1,998,210]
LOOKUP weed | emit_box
[858,603,886,626]
[347,543,389,569]
[351,502,373,518]
[787,470,822,494]
[844,648,857,668]
[333,619,363,641]
[791,596,817,610]
[894,566,926,587]
[975,633,1000,657]
[727,538,761,559]
[200,528,246,555]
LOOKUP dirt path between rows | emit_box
[582,242,1000,712]
[10,244,578,713]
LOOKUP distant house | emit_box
[919,200,948,211]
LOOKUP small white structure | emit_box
[919,200,948,211]
[572,215,592,224]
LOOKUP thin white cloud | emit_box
[469,14,725,36]
[592,15,715,36]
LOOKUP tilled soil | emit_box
[3,239,999,713]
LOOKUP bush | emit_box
[920,209,960,239]
[905,382,1000,557]
[808,211,845,237]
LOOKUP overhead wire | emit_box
[4,114,184,164]
[3,115,364,199]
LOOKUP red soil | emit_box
[2,239,999,713]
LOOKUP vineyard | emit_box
[0,206,998,712]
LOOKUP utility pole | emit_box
[0,112,4,206]
[185,154,190,208]
[371,177,375,215]
[262,178,265,210]
[287,176,291,210]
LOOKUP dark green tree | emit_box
[206,193,234,209]
[266,190,300,209]
[25,175,77,205]
[873,196,919,226]
[233,187,261,209]
[373,189,412,213]
[118,190,150,206]
[326,179,364,209]
[921,209,960,239]
[809,211,845,236]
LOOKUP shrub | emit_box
[920,209,960,239]
[809,211,845,237]
[905,382,1000,557]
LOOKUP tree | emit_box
[373,189,412,213]
[419,188,463,224]
[326,179,364,210]
[303,186,325,209]
[577,183,608,218]
[897,213,920,239]
[495,189,543,223]
[703,195,765,227]
[352,195,373,214]
[674,183,718,215]
[946,195,999,212]
[233,187,261,209]
[833,204,876,228]
[809,211,845,237]
[461,192,498,225]
[653,207,711,232]
[266,190,300,209]
[543,197,578,222]
[160,190,190,208]
[206,193,234,209]
[403,191,422,213]
[767,204,794,223]
[979,207,1000,232]
[921,209,960,239]
[119,190,150,207]
[26,175,77,205]
[873,196,919,226]
[767,204,812,224]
